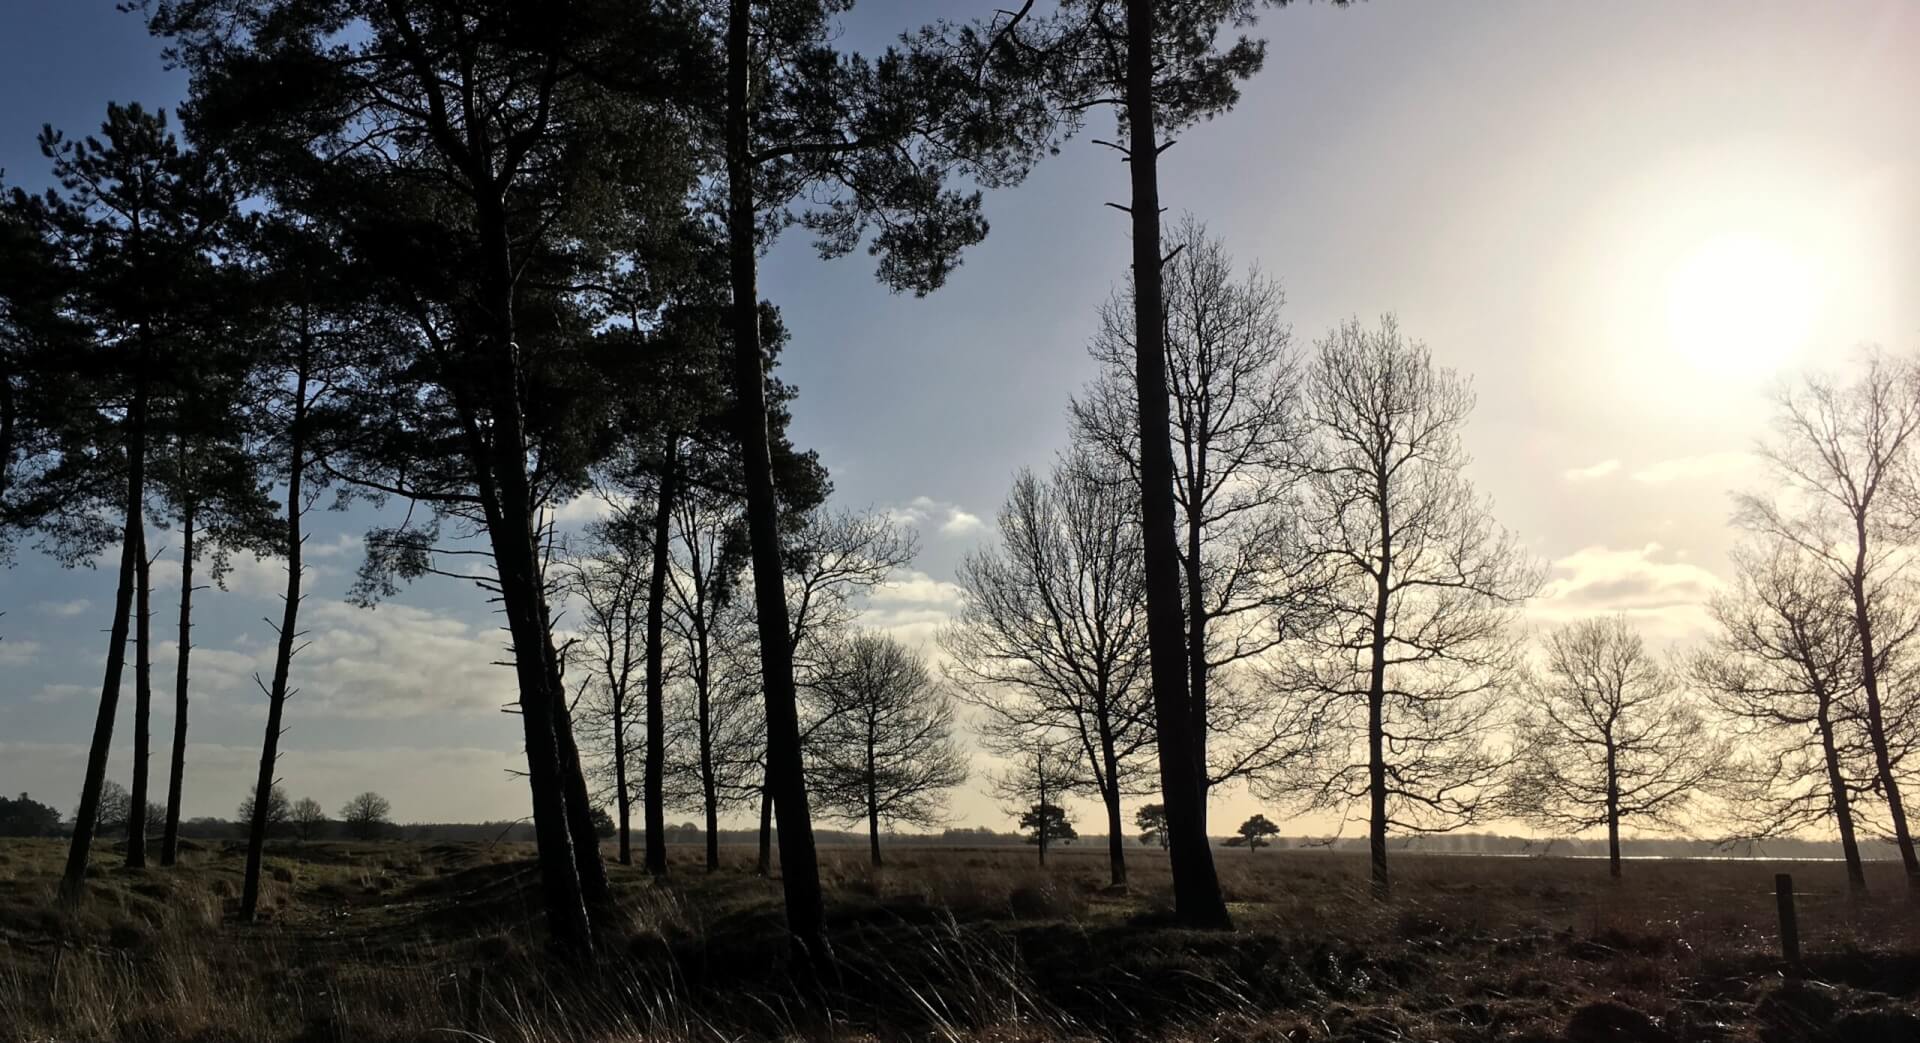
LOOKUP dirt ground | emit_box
[2,837,1918,1041]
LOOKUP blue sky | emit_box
[3,1,1918,833]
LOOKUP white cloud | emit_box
[867,569,966,608]
[36,598,92,618]
[1563,459,1621,482]
[1629,451,1755,484]
[886,496,987,541]
[550,489,632,526]
[0,639,42,667]
[1531,543,1724,644]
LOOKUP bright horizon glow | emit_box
[1664,234,1819,376]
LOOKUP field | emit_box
[3,839,1919,1042]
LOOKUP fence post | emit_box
[1774,873,1800,970]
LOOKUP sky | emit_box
[2,1,1917,839]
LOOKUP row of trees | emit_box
[946,215,1920,898]
[11,0,1316,968]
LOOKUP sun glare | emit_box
[1663,235,1818,375]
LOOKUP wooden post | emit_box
[1774,873,1800,969]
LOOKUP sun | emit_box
[1663,234,1818,375]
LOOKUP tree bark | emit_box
[61,355,148,901]
[242,353,308,922]
[643,443,676,877]
[1124,0,1230,932]
[729,0,828,969]
[614,685,632,866]
[127,526,152,868]
[546,661,613,908]
[161,499,194,866]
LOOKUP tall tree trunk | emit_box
[1849,556,1920,891]
[1124,0,1229,932]
[127,526,152,868]
[61,361,148,901]
[643,444,676,877]
[242,357,309,922]
[465,193,594,951]
[1818,702,1868,895]
[161,499,194,866]
[1036,767,1049,866]
[729,0,828,968]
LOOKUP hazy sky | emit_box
[2,1,1917,837]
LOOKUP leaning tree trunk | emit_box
[161,498,194,866]
[1818,702,1868,895]
[241,357,310,922]
[461,191,596,950]
[547,657,614,909]
[1124,0,1229,931]
[61,356,149,901]
[642,443,676,877]
[127,526,153,868]
[728,0,828,969]
[1850,563,1920,893]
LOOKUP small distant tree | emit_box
[993,740,1085,866]
[1508,617,1732,879]
[84,781,132,835]
[1233,814,1280,851]
[590,807,616,840]
[1135,803,1169,848]
[808,634,969,867]
[237,786,291,838]
[1020,804,1076,850]
[289,798,327,843]
[0,793,61,837]
[340,792,391,841]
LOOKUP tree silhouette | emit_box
[1508,617,1731,879]
[1135,803,1169,848]
[1285,317,1538,900]
[340,792,391,841]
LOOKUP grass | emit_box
[2,837,1918,1041]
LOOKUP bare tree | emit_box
[746,507,919,873]
[1736,350,1920,891]
[238,785,292,840]
[662,489,763,871]
[563,504,651,866]
[290,797,327,843]
[340,792,391,841]
[1072,217,1319,811]
[1694,541,1876,894]
[808,634,968,866]
[1507,616,1731,879]
[1286,317,1538,900]
[944,456,1156,887]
